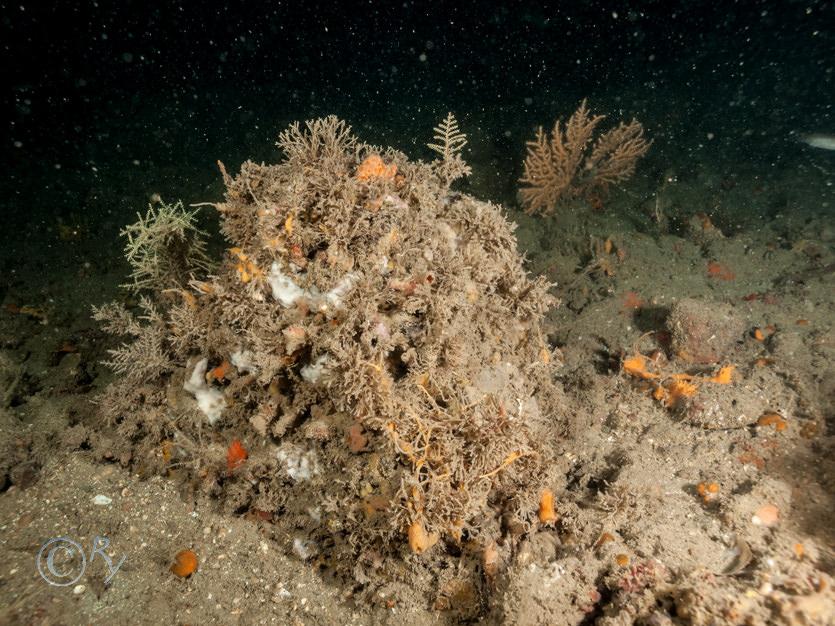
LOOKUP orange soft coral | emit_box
[356,154,396,182]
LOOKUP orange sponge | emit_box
[357,154,396,182]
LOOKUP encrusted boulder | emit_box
[94,116,566,566]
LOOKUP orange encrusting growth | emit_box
[757,413,787,431]
[209,359,234,381]
[538,489,559,525]
[707,262,735,280]
[753,504,780,526]
[347,422,368,453]
[697,481,720,502]
[408,519,439,553]
[696,211,714,231]
[596,532,614,549]
[620,292,643,310]
[356,154,397,182]
[227,439,247,470]
[171,549,198,577]
[229,248,263,284]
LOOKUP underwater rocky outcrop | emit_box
[93,115,566,569]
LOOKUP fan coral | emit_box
[519,100,651,215]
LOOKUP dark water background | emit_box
[1,0,833,289]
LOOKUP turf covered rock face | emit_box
[94,116,565,564]
[667,297,745,364]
